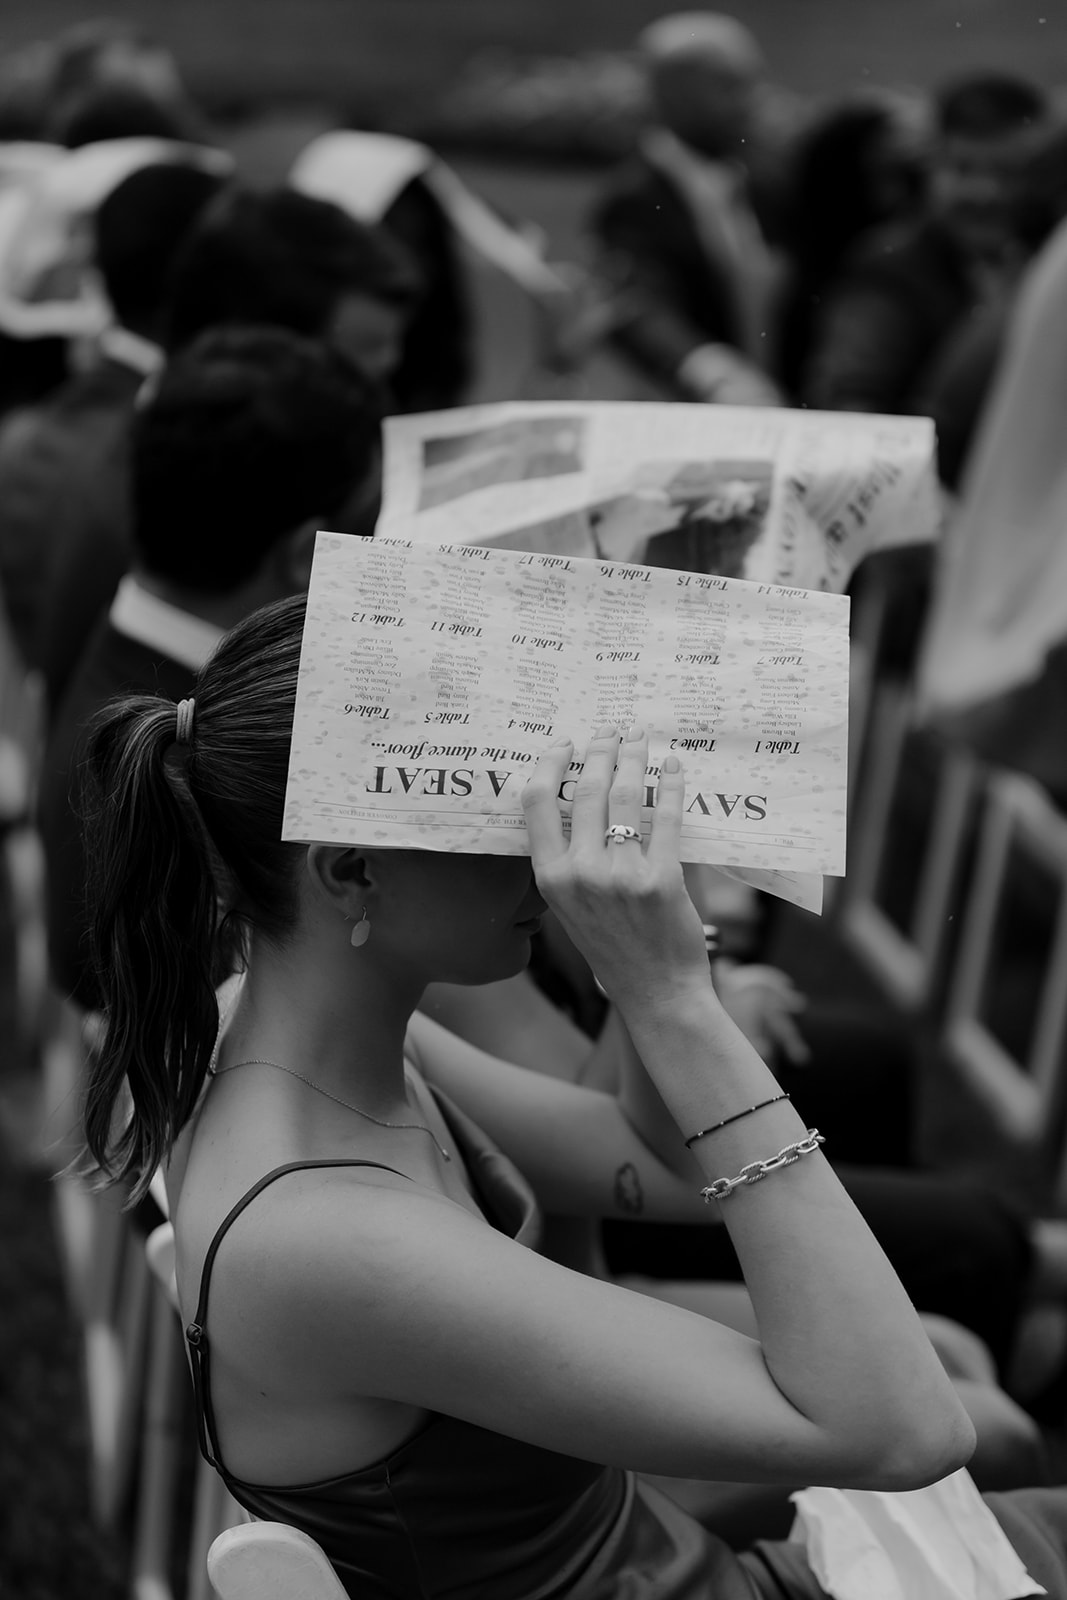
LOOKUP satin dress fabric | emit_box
[185,1087,774,1599]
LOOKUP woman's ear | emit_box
[305,844,373,918]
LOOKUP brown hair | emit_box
[80,594,306,1201]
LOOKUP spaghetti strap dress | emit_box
[184,1085,811,1600]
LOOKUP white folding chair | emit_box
[37,998,152,1525]
[83,1184,154,1524]
[131,1223,188,1600]
[0,593,47,1043]
[0,590,51,1162]
[48,999,105,1314]
[207,1522,350,1600]
[939,770,1067,1174]
[845,556,896,813]
[838,678,980,1014]
[4,816,48,1046]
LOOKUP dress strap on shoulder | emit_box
[185,1159,413,1474]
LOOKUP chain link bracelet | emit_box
[701,1130,825,1203]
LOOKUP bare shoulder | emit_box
[170,1157,946,1487]
[174,1159,460,1331]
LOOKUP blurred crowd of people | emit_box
[0,16,1063,742]
[582,11,1067,803]
[3,10,1067,1594]
[591,13,1062,449]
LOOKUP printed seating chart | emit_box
[283,532,850,912]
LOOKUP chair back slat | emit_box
[838,679,979,1016]
[939,772,1067,1184]
[208,1522,351,1600]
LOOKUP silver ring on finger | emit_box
[605,824,642,846]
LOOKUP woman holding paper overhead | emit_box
[78,594,1067,1597]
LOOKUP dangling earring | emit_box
[349,907,371,948]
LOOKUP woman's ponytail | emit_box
[80,695,224,1203]
[78,594,307,1202]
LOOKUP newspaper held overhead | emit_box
[378,401,939,593]
[283,534,850,914]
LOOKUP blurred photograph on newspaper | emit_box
[417,414,588,510]
[282,533,850,913]
[380,400,938,593]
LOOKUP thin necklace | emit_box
[209,1058,451,1162]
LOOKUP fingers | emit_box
[646,751,685,869]
[522,738,573,867]
[527,730,686,874]
[568,724,621,851]
[770,1010,812,1065]
[721,966,810,1065]
[606,726,649,843]
[737,966,806,1005]
[525,733,708,1003]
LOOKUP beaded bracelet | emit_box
[684,1092,789,1148]
[701,1129,825,1203]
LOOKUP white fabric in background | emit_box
[791,1470,1045,1599]
[918,216,1067,715]
[109,576,222,673]
[0,136,232,339]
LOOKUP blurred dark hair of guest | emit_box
[784,90,927,280]
[936,74,1048,141]
[930,72,1050,262]
[93,162,228,339]
[57,80,206,147]
[919,114,1067,490]
[1015,118,1067,251]
[47,18,201,135]
[164,186,421,399]
[131,324,383,596]
[777,89,927,395]
[0,336,68,417]
[0,39,57,141]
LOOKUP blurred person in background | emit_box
[165,184,419,397]
[0,161,227,689]
[56,79,210,149]
[44,17,207,147]
[0,21,214,421]
[292,132,475,413]
[588,11,781,406]
[804,71,1049,414]
[36,182,414,710]
[921,117,1067,492]
[847,117,1067,688]
[0,38,67,404]
[774,89,927,402]
[39,325,383,1014]
[917,183,1067,812]
[291,129,612,411]
[0,38,56,143]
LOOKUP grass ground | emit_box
[0,1158,127,1600]
[0,875,127,1600]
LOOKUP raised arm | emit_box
[296,728,972,1493]
[515,726,974,1482]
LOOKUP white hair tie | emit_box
[175,698,196,745]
